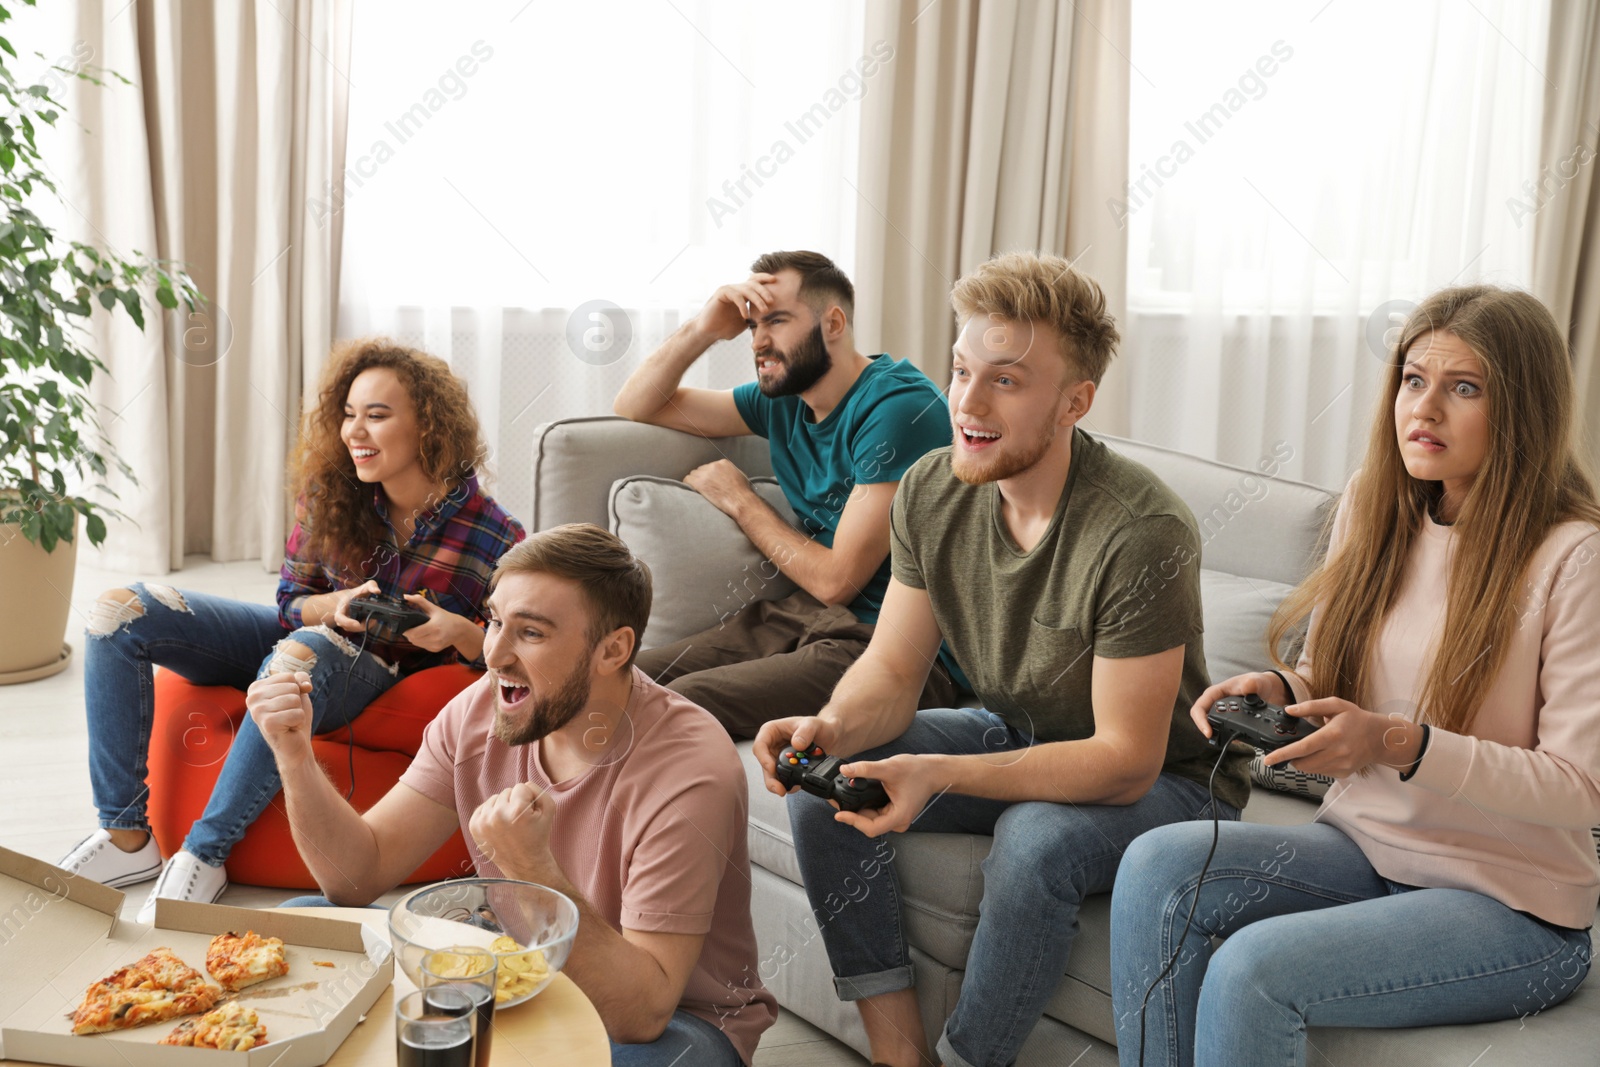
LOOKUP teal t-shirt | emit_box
[733,353,951,624]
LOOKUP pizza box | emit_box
[0,845,392,1067]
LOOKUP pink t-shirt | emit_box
[1285,485,1600,928]
[400,668,777,1062]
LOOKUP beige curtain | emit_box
[1532,0,1600,467]
[852,0,1131,436]
[66,0,351,574]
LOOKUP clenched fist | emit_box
[247,672,316,769]
[469,782,559,882]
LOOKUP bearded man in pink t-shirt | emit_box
[247,524,777,1066]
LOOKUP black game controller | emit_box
[1207,692,1317,752]
[776,745,891,813]
[345,595,430,635]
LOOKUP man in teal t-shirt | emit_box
[614,250,960,737]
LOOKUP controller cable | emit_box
[337,619,375,802]
[1136,736,1235,1067]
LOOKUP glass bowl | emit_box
[388,879,579,1008]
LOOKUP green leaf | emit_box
[0,145,14,173]
[155,285,177,309]
[96,287,115,310]
[117,288,144,329]
[0,37,18,59]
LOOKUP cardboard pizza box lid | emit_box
[0,845,123,1043]
[0,846,393,1067]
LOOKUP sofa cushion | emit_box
[1197,568,1294,684]
[1248,749,1334,799]
[611,476,798,648]
[1100,436,1335,587]
[531,416,774,531]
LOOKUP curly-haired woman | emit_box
[1110,286,1599,1066]
[61,340,524,919]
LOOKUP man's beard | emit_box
[950,416,1058,485]
[756,322,832,397]
[493,659,591,746]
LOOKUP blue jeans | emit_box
[787,707,1233,1067]
[85,583,402,867]
[277,896,386,909]
[609,1009,742,1066]
[1110,820,1594,1067]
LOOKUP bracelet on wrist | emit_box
[1398,723,1432,782]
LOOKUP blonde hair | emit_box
[1268,286,1600,733]
[491,524,652,667]
[949,251,1120,384]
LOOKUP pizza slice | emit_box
[206,930,289,990]
[71,948,222,1035]
[160,1002,269,1050]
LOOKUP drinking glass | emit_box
[395,988,473,1067]
[419,946,498,1067]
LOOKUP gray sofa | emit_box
[528,415,1600,1066]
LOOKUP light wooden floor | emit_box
[1,556,865,1065]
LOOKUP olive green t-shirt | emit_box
[890,430,1250,810]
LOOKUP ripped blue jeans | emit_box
[84,583,402,867]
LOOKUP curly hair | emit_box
[290,338,489,580]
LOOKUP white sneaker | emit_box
[136,850,227,924]
[59,829,163,888]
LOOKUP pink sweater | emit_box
[1285,491,1600,929]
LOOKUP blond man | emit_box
[753,254,1249,1067]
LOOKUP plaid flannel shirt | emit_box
[276,473,525,672]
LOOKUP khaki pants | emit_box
[635,590,960,739]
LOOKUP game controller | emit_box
[1206,692,1317,752]
[345,595,431,635]
[775,744,891,813]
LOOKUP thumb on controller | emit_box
[789,718,818,752]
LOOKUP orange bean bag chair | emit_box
[146,664,480,889]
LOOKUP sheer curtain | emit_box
[52,0,351,572]
[1123,0,1549,490]
[336,1,866,523]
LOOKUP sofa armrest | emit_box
[529,416,776,531]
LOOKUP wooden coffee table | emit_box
[0,907,611,1067]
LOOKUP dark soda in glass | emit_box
[425,984,495,1067]
[396,1015,471,1067]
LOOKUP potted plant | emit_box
[0,16,200,683]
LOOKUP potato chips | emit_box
[422,948,495,979]
[489,936,550,1003]
[422,939,550,1004]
